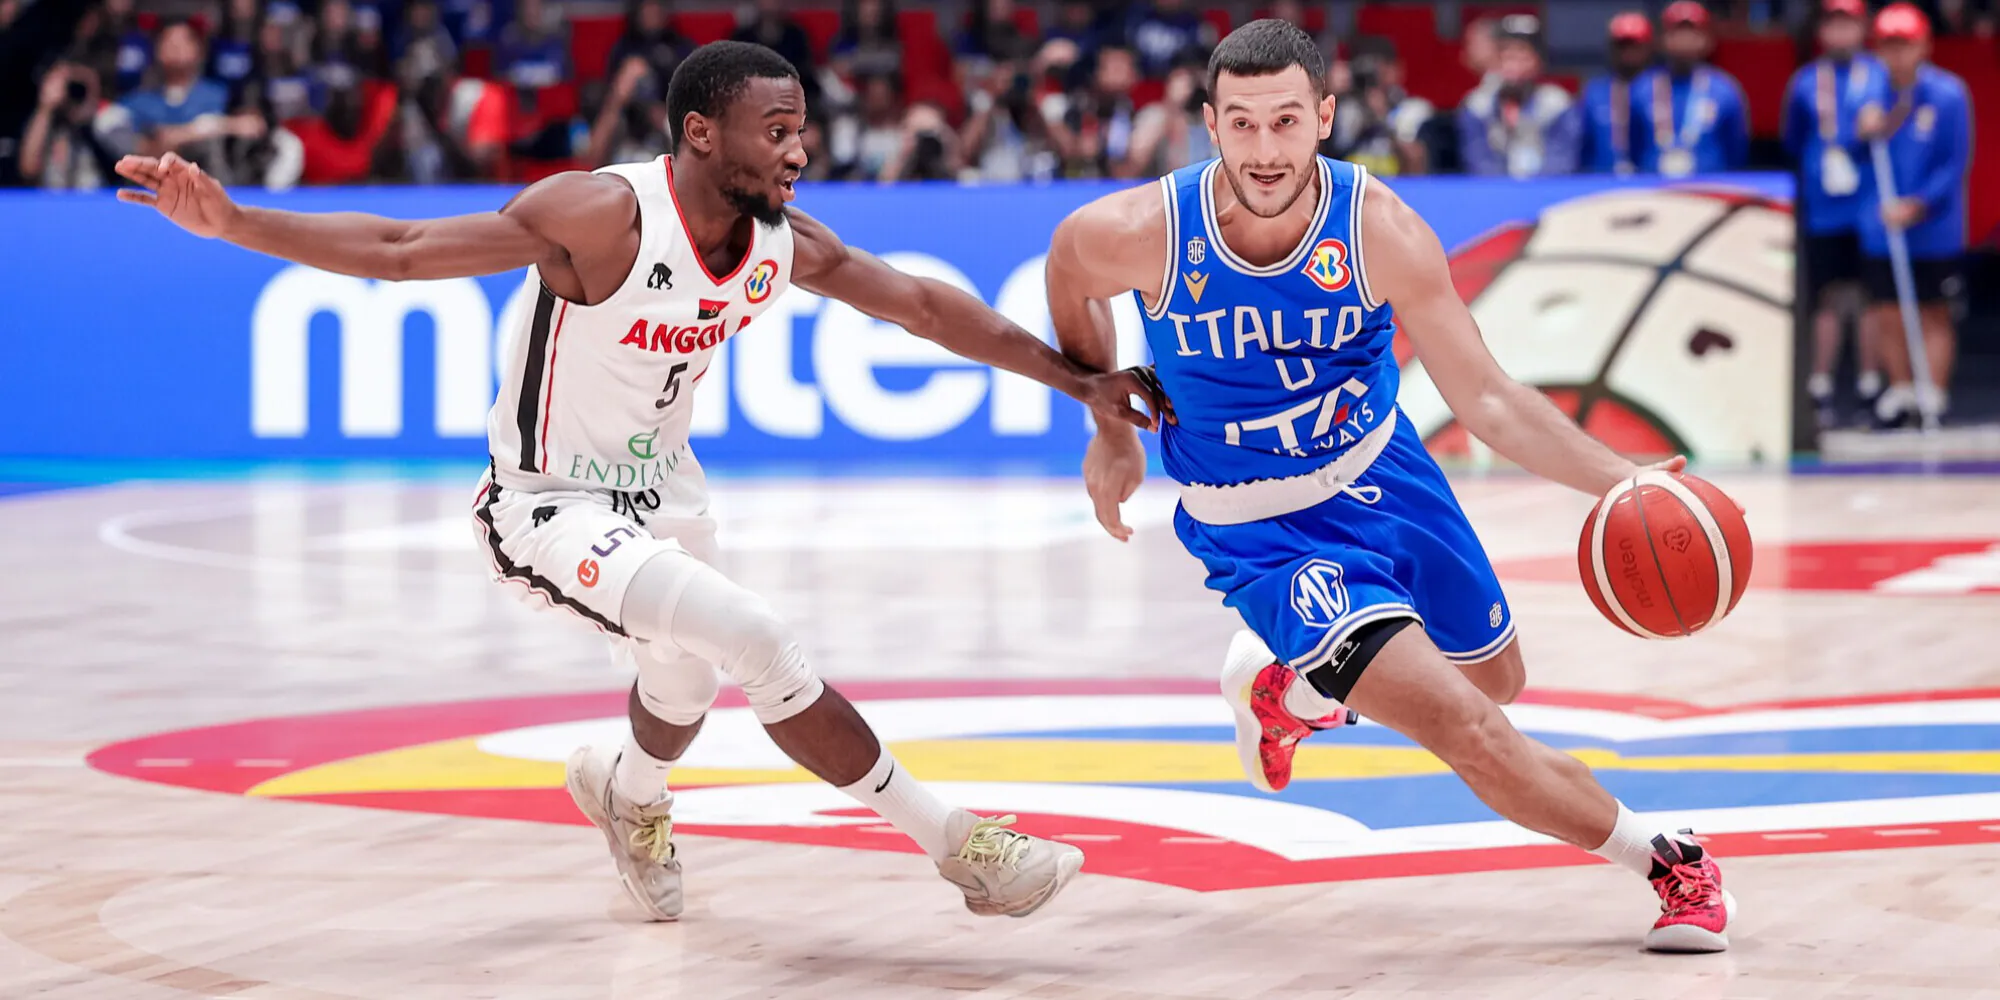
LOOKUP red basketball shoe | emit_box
[1644,831,1737,953]
[1220,631,1357,793]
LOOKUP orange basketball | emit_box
[1577,471,1753,639]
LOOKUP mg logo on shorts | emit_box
[1290,559,1350,629]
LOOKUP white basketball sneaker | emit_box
[565,745,683,921]
[935,810,1084,918]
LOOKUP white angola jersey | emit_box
[487,155,794,492]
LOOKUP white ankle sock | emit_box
[1857,369,1884,398]
[1590,802,1666,877]
[613,735,676,804]
[1807,371,1833,400]
[1877,382,1916,421]
[1283,672,1343,720]
[838,748,953,862]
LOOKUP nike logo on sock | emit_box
[874,762,895,794]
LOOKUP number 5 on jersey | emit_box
[655,362,690,410]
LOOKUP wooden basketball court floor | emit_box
[5,465,2000,999]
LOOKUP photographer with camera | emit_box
[1323,36,1433,177]
[1126,56,1214,176]
[961,56,1059,182]
[1043,44,1146,179]
[1456,14,1580,178]
[20,61,118,189]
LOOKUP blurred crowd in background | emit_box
[0,0,1989,191]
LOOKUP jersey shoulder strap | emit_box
[1143,159,1212,320]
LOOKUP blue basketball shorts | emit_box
[1174,412,1515,674]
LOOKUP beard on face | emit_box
[1220,161,1317,220]
[721,182,786,227]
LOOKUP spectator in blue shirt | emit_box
[1631,1,1748,177]
[496,0,571,89]
[1457,15,1580,178]
[1044,0,1101,61]
[1580,12,1654,175]
[208,0,261,106]
[111,20,263,168]
[1784,0,1884,423]
[1124,0,1211,79]
[1856,3,1972,426]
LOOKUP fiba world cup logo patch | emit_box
[1302,238,1353,293]
[743,259,779,304]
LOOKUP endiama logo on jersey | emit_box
[86,680,2000,891]
[744,259,779,304]
[617,315,753,355]
[1303,238,1353,293]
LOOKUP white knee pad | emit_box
[622,549,824,725]
[713,598,824,724]
[618,639,721,727]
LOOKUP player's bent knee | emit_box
[622,550,825,726]
[717,601,825,725]
[1459,640,1525,705]
[631,644,721,727]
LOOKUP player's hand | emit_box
[1084,429,1147,542]
[1077,365,1175,431]
[1634,455,1746,514]
[114,152,239,239]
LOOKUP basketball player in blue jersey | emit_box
[1046,20,1736,952]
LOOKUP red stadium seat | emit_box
[1931,37,2000,82]
[1930,37,1999,246]
[1012,6,1041,39]
[1131,78,1165,109]
[1356,3,1438,51]
[1710,34,1799,138]
[795,8,842,60]
[899,9,951,79]
[674,11,737,46]
[1253,6,1326,34]
[1203,9,1233,40]
[570,15,624,81]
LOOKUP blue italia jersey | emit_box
[1140,156,1400,487]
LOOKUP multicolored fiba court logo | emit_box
[89,680,2000,890]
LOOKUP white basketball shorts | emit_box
[470,462,717,635]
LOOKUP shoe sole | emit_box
[966,848,1087,919]
[565,747,681,923]
[1643,889,1736,953]
[1220,637,1280,794]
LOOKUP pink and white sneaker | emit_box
[1220,631,1356,793]
[1644,831,1737,953]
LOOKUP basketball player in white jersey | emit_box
[113,42,1164,922]
[1046,21,1736,951]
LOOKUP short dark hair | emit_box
[1207,19,1328,101]
[665,40,801,146]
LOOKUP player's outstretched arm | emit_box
[1363,179,1680,497]
[1045,186,1175,540]
[787,206,1163,430]
[114,152,628,282]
